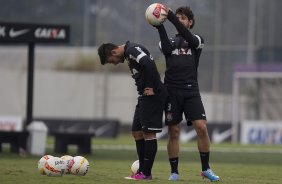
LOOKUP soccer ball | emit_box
[145,3,168,26]
[38,155,54,175]
[70,156,90,176]
[130,160,139,175]
[43,156,65,177]
[60,155,74,174]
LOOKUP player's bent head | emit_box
[176,6,195,29]
[98,43,118,65]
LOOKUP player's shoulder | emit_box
[193,34,204,49]
[194,34,204,43]
[125,41,135,52]
[126,42,146,53]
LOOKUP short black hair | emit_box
[175,6,195,29]
[97,43,118,65]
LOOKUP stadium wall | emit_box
[0,69,237,124]
[0,46,250,125]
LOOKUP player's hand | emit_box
[161,4,173,21]
[161,4,171,15]
[151,4,169,29]
[143,87,155,96]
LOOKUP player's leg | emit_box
[131,131,156,180]
[192,120,219,181]
[167,124,180,177]
[165,89,183,181]
[186,96,220,181]
[125,102,145,180]
[142,131,157,179]
[192,119,210,168]
[132,90,166,180]
[132,131,145,172]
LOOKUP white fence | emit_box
[0,68,235,125]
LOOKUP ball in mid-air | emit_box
[145,3,168,26]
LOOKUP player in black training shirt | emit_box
[153,5,220,181]
[98,41,167,180]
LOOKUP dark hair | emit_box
[175,6,195,29]
[97,43,118,65]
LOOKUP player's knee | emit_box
[168,125,180,139]
[194,122,208,137]
[132,131,143,140]
[143,132,156,140]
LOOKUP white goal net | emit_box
[231,72,282,143]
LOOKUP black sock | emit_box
[135,139,145,173]
[199,152,210,171]
[143,139,157,176]
[169,157,179,174]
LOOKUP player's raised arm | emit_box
[166,9,201,49]
[155,25,174,56]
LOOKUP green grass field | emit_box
[1,134,282,184]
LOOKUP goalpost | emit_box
[231,71,282,143]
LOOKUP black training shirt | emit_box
[157,11,204,90]
[124,41,163,95]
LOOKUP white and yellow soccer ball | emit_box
[70,156,90,176]
[60,155,74,174]
[43,156,65,177]
[38,155,54,175]
[131,160,139,175]
[145,3,168,26]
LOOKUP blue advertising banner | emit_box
[241,120,282,144]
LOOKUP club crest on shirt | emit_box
[166,112,173,122]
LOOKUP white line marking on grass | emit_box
[94,144,282,154]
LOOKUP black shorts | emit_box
[132,89,167,133]
[165,87,206,126]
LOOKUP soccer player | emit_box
[98,41,167,180]
[153,5,220,181]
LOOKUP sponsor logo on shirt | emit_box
[171,48,192,56]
